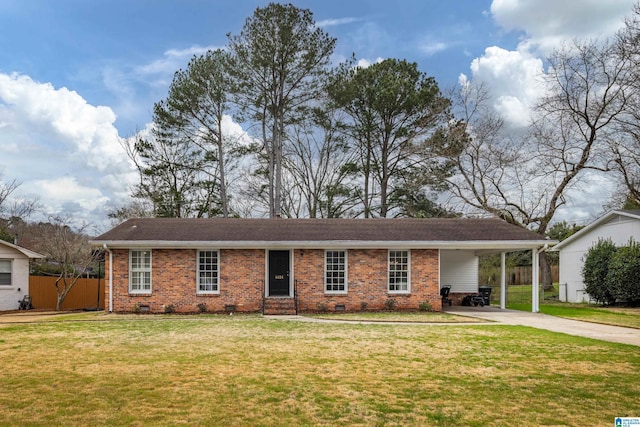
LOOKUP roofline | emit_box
[92,239,554,251]
[553,210,640,250]
[0,240,46,259]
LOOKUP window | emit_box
[0,260,11,286]
[129,250,151,293]
[197,250,219,293]
[325,250,347,293]
[388,250,410,293]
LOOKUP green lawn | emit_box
[308,311,487,323]
[1,313,639,426]
[492,283,640,329]
[489,283,560,305]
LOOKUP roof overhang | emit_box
[552,209,640,251]
[0,240,45,259]
[93,239,554,252]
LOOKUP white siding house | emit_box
[0,240,44,311]
[554,210,640,303]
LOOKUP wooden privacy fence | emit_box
[29,276,105,310]
[479,266,559,287]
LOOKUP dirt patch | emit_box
[0,310,80,323]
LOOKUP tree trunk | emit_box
[274,120,283,217]
[217,115,228,217]
[539,251,554,291]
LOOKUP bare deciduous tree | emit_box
[446,37,635,289]
[284,108,358,218]
[611,3,640,205]
[33,217,101,310]
[0,176,38,242]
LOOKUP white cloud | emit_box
[463,46,545,127]
[491,0,635,53]
[356,57,385,68]
[28,177,109,212]
[136,45,219,76]
[316,17,361,28]
[0,72,137,228]
[419,39,448,56]
[462,1,634,127]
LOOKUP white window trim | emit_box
[0,259,12,287]
[324,249,348,294]
[388,249,411,294]
[129,249,152,294]
[197,249,220,295]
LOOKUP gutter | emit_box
[103,244,113,313]
[91,239,554,251]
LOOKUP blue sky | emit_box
[0,0,636,231]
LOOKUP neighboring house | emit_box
[0,240,45,311]
[554,210,640,303]
[91,218,552,314]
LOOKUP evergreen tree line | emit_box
[115,3,471,220]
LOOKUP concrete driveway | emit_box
[446,306,640,347]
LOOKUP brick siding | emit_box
[106,248,441,313]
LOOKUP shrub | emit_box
[384,298,397,311]
[418,301,432,312]
[582,238,617,305]
[607,238,640,305]
[164,304,176,314]
[197,303,207,313]
[315,302,328,313]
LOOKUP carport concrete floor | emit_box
[446,306,640,347]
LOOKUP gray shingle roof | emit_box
[93,218,550,249]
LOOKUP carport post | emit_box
[531,249,540,313]
[500,252,506,309]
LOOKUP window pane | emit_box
[389,251,409,292]
[130,250,151,292]
[0,273,10,286]
[198,250,219,292]
[325,251,346,292]
[0,260,10,285]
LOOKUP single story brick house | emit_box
[91,218,552,314]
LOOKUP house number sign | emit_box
[275,275,285,280]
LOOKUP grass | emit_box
[1,313,639,426]
[307,311,487,323]
[493,282,640,329]
[489,283,560,305]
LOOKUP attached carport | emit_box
[439,239,555,313]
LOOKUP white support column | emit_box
[500,252,506,310]
[532,249,539,313]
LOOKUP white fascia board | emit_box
[0,240,45,259]
[91,239,553,251]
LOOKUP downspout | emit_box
[103,244,113,313]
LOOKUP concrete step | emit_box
[263,298,296,315]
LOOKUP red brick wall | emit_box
[105,248,441,313]
[295,249,441,312]
[107,249,265,313]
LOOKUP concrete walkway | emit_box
[445,306,640,347]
